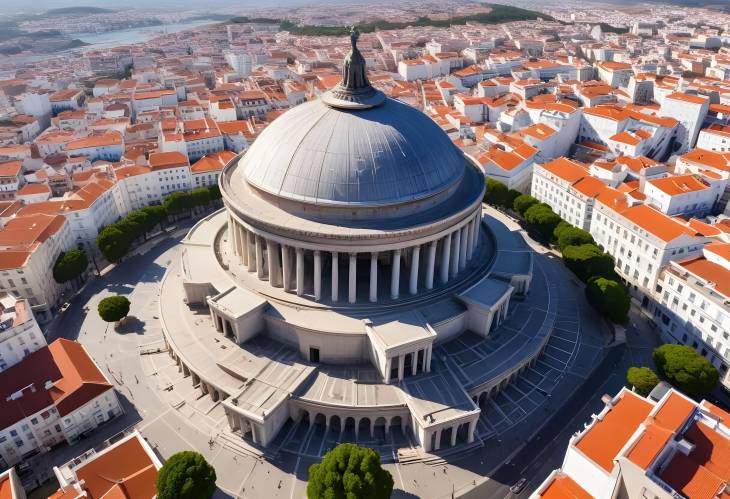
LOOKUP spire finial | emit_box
[321,26,385,109]
[349,26,359,49]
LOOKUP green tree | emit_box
[53,249,88,285]
[156,451,217,499]
[627,367,660,396]
[207,184,222,200]
[562,244,615,282]
[140,204,167,229]
[585,276,630,323]
[524,204,561,241]
[307,443,393,499]
[119,210,152,240]
[484,178,508,207]
[553,220,572,241]
[653,344,720,396]
[557,227,595,251]
[163,191,193,219]
[513,194,539,217]
[97,295,131,323]
[504,189,521,210]
[191,187,211,214]
[97,225,132,263]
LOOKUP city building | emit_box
[51,430,161,499]
[0,294,46,373]
[0,339,123,468]
[532,386,730,499]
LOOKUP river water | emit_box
[74,19,219,50]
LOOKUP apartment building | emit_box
[590,188,709,301]
[0,339,123,469]
[650,242,730,389]
[0,214,74,323]
[532,387,730,499]
[531,158,606,230]
[0,294,45,373]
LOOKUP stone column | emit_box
[398,353,405,382]
[422,347,428,372]
[267,240,281,287]
[331,252,339,302]
[451,230,461,278]
[466,220,475,260]
[426,346,432,373]
[409,245,420,295]
[425,241,437,290]
[391,249,401,300]
[467,419,477,444]
[247,232,256,272]
[473,212,480,249]
[450,425,458,447]
[348,253,357,304]
[434,429,442,451]
[411,351,418,376]
[240,226,249,266]
[369,252,378,303]
[459,225,468,270]
[440,233,451,284]
[295,247,304,296]
[384,357,392,384]
[281,245,292,292]
[314,250,322,301]
[255,235,265,279]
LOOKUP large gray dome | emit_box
[240,96,466,207]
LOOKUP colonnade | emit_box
[295,409,408,441]
[227,210,482,304]
[384,346,432,383]
[167,345,228,403]
[423,419,477,453]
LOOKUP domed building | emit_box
[162,30,540,455]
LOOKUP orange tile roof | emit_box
[660,421,730,499]
[680,149,730,172]
[0,476,11,499]
[575,390,653,472]
[572,176,607,198]
[0,213,65,247]
[649,175,708,196]
[74,435,158,499]
[148,151,188,170]
[540,157,587,183]
[610,131,641,146]
[614,204,701,243]
[626,423,673,469]
[0,161,22,177]
[66,132,123,151]
[680,257,730,297]
[541,474,592,499]
[666,92,708,105]
[191,151,236,174]
[654,391,696,430]
[16,183,51,196]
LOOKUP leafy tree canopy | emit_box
[524,204,561,241]
[53,249,88,284]
[97,295,131,323]
[484,178,509,207]
[653,344,719,396]
[627,366,660,396]
[191,187,211,207]
[156,451,217,499]
[307,443,393,499]
[562,243,615,282]
[207,184,222,200]
[557,226,594,250]
[513,194,539,216]
[585,276,630,324]
[163,191,194,215]
[97,225,132,263]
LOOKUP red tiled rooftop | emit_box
[541,474,592,499]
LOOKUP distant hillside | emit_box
[43,6,114,15]
[230,3,557,36]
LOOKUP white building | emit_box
[644,174,724,216]
[650,242,730,389]
[65,131,124,162]
[531,158,607,230]
[0,294,45,372]
[590,188,709,300]
[191,151,236,188]
[532,387,730,499]
[659,92,710,154]
[697,123,730,152]
[0,214,74,322]
[0,339,123,469]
